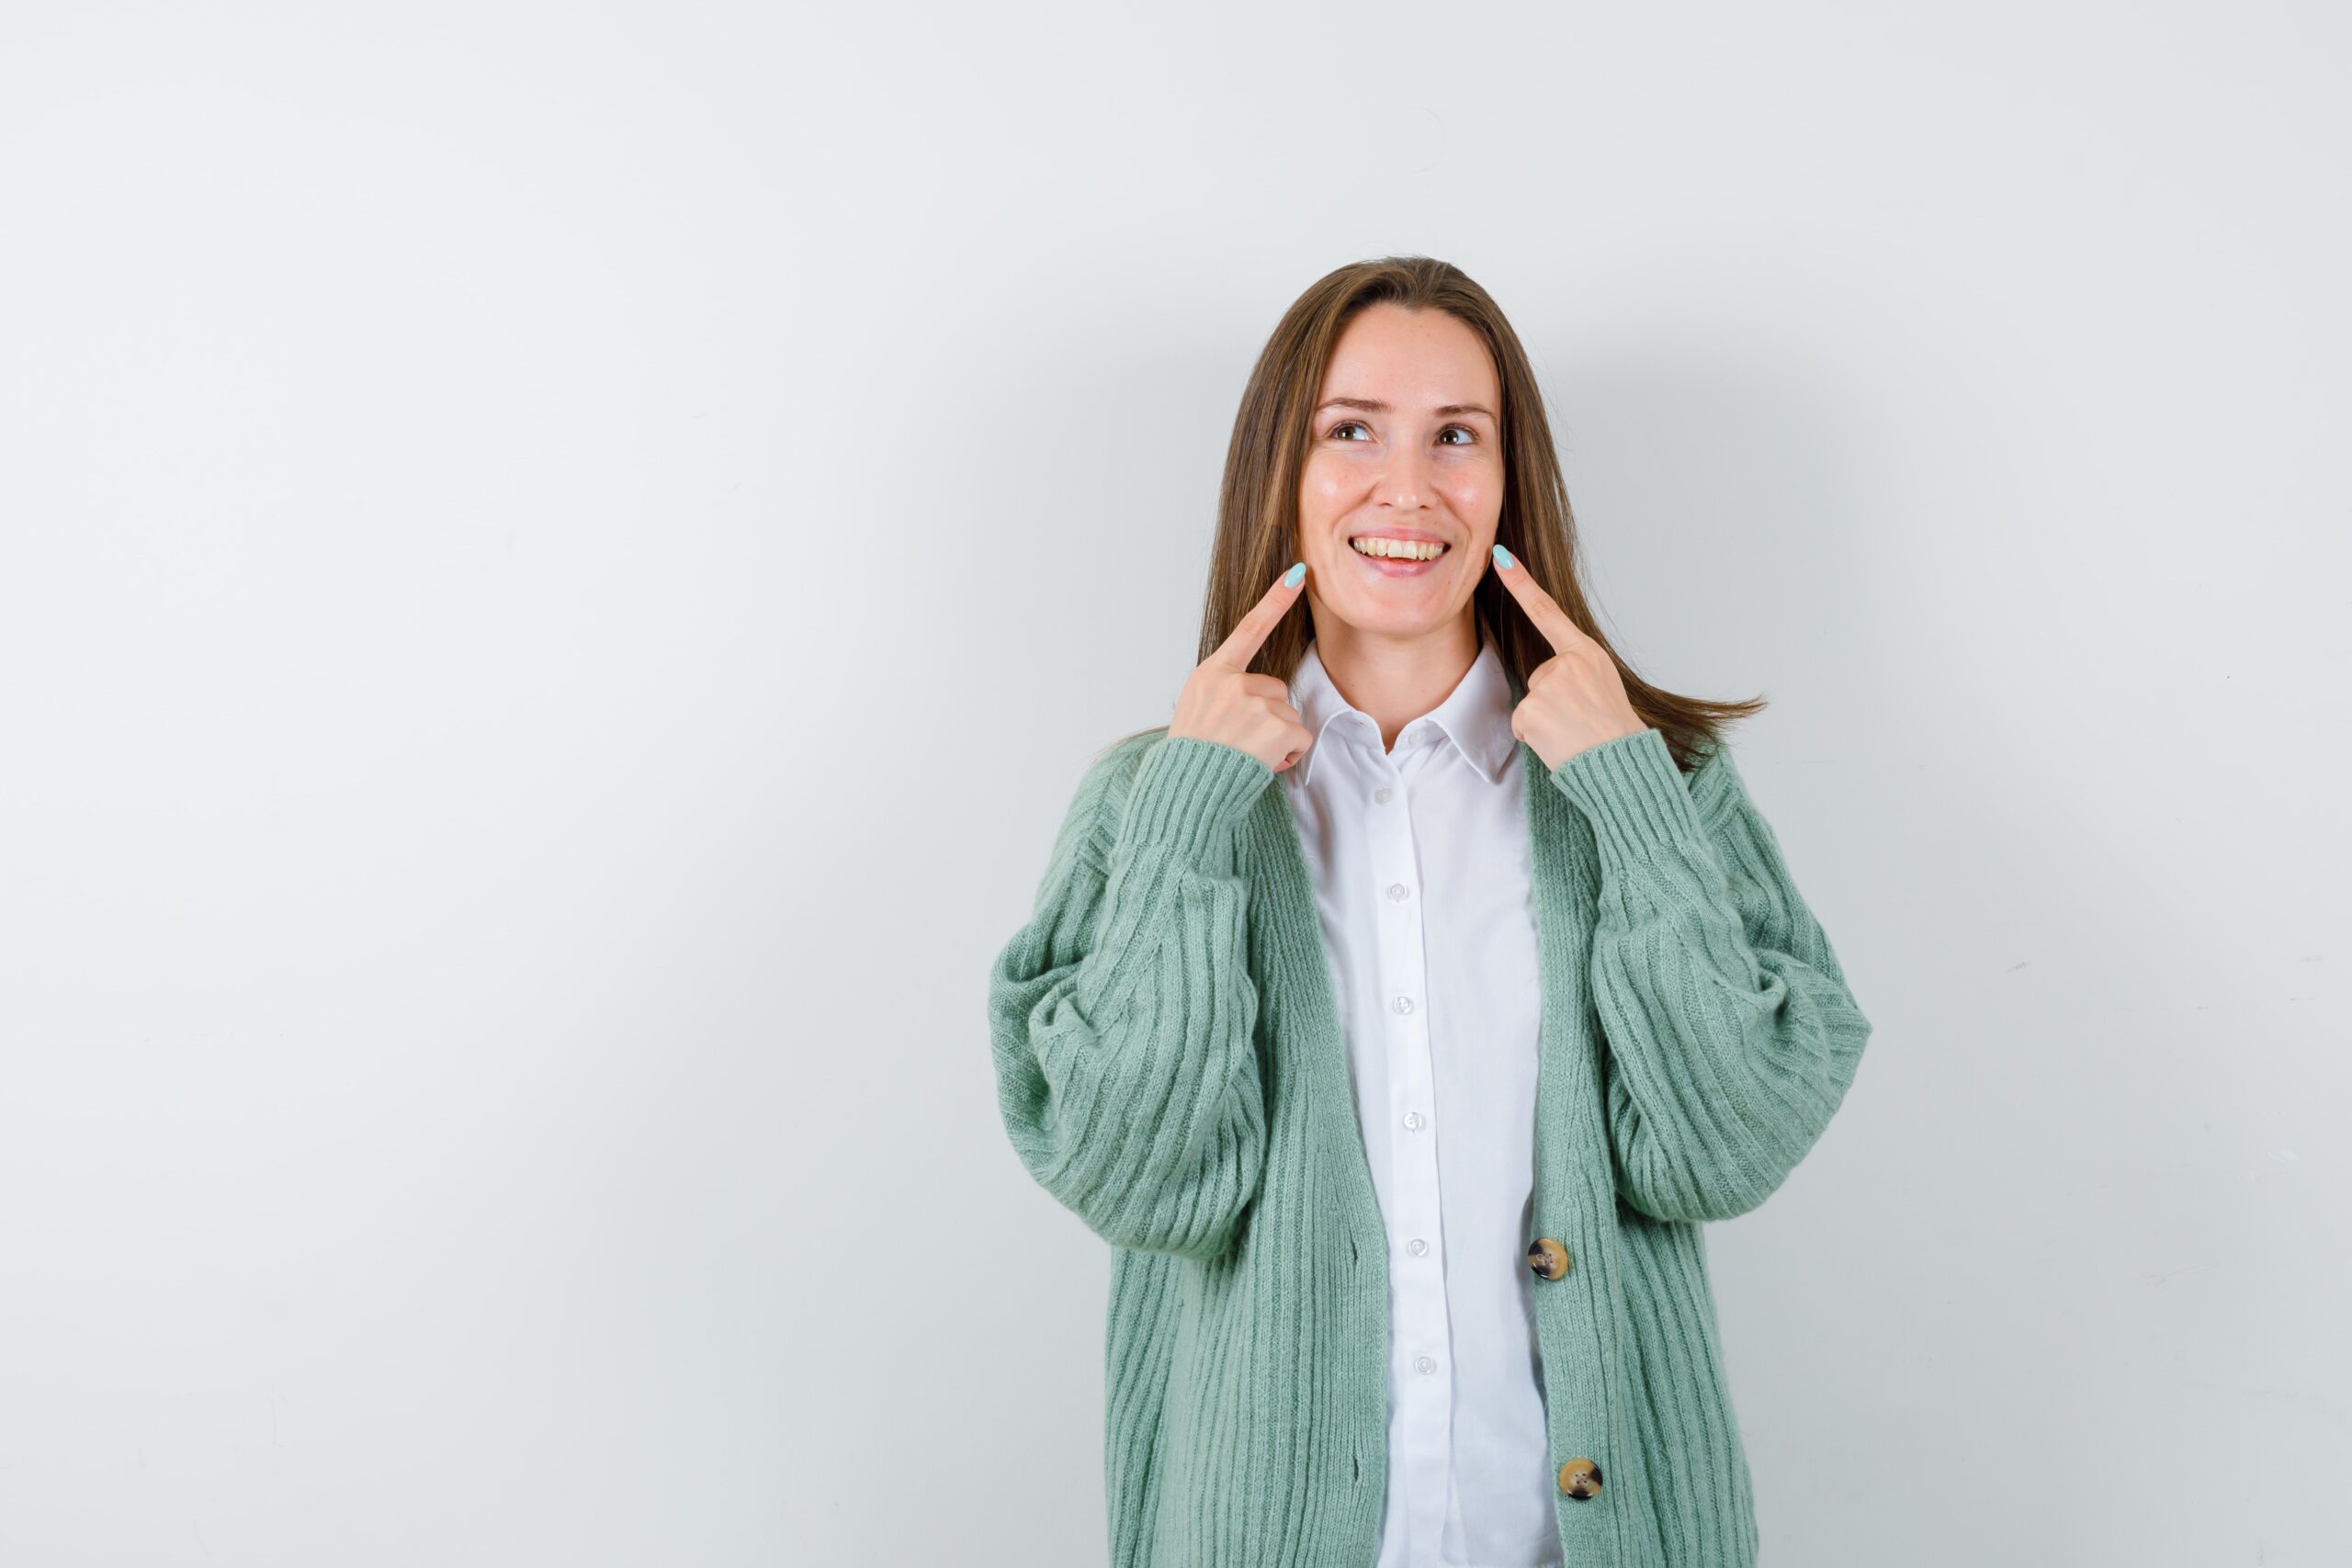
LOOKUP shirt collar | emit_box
[1285,636,1521,789]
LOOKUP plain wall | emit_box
[2,3,2345,1563]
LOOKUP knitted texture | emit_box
[987,724,1872,1568]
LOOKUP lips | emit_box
[1348,532,1450,563]
[1348,537,1449,577]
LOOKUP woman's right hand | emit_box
[1169,562,1316,773]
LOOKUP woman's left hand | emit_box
[1491,546,1648,771]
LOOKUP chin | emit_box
[1328,595,1461,639]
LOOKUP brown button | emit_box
[1527,1237,1571,1280]
[1556,1458,1603,1499]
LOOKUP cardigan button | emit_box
[1527,1237,1571,1280]
[1557,1458,1604,1499]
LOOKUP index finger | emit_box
[1490,545,1587,657]
[1208,560,1307,671]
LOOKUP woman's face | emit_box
[1296,302,1505,641]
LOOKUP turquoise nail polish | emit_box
[1283,561,1305,587]
[1492,544,1514,570]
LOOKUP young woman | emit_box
[986,256,1873,1568]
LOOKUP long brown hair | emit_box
[1113,254,1765,775]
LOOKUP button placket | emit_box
[1366,754,1449,1565]
[1282,653,1569,1562]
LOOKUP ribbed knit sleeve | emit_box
[1550,727,1873,1223]
[987,735,1276,1260]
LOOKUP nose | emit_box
[1378,441,1434,510]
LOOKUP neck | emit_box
[1309,610,1482,753]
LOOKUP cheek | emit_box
[1449,490,1504,540]
[1298,458,1349,502]
[1296,484,1351,536]
[1440,465,1499,505]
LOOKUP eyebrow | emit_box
[1316,396,1498,421]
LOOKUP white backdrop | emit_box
[3,4,2346,1564]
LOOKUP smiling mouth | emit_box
[1348,536,1450,562]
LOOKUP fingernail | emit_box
[1283,561,1305,587]
[1492,544,1514,570]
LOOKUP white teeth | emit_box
[1351,537,1447,561]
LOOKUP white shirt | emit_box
[1281,636,1558,1568]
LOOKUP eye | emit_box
[1439,425,1476,446]
[1329,420,1370,441]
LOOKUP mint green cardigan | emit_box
[987,719,1872,1568]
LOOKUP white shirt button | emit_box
[1403,1111,1424,1131]
[1373,787,1393,804]
[1414,1355,1438,1375]
[1408,1237,1429,1257]
[1392,995,1414,1015]
[1387,883,1410,901]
